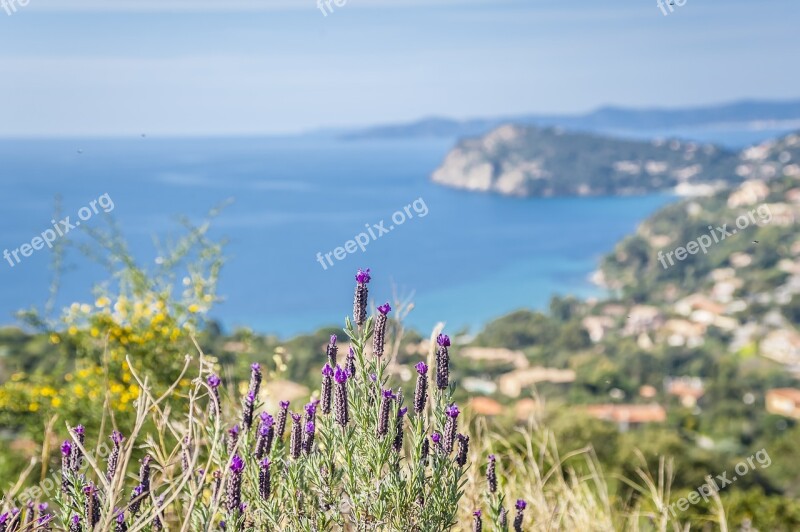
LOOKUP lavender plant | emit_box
[1,268,536,531]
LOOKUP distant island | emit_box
[341,99,800,141]
[431,124,746,197]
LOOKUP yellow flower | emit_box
[68,326,78,336]
[28,402,39,412]
[95,296,110,308]
[188,304,200,313]
[51,397,62,408]
[90,327,100,338]
[49,333,61,344]
[80,304,92,314]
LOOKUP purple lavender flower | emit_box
[499,507,508,529]
[70,425,85,471]
[487,454,498,494]
[353,268,371,326]
[114,509,127,532]
[37,513,54,531]
[289,413,302,459]
[181,435,193,475]
[333,366,350,427]
[393,407,407,453]
[514,500,526,531]
[414,362,428,414]
[326,334,338,367]
[473,510,483,532]
[60,441,72,493]
[321,364,334,414]
[242,390,256,431]
[259,458,271,500]
[304,401,317,423]
[248,362,262,400]
[373,303,391,357]
[254,412,275,459]
[24,501,34,528]
[107,431,124,482]
[435,334,450,390]
[83,483,100,528]
[227,425,240,455]
[303,421,316,455]
[129,484,145,515]
[455,434,470,467]
[69,515,82,532]
[139,454,152,494]
[377,389,394,437]
[208,374,222,418]
[420,436,430,464]
[153,497,164,531]
[442,404,460,454]
[346,346,357,380]
[431,431,443,455]
[226,455,245,513]
[276,401,290,441]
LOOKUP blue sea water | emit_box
[1,136,676,337]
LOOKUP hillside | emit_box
[431,124,740,197]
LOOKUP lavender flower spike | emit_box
[226,456,245,513]
[326,334,338,367]
[435,334,451,390]
[321,364,334,414]
[414,361,428,413]
[353,268,371,327]
[70,425,86,472]
[69,515,82,532]
[60,441,72,493]
[207,374,222,418]
[303,421,316,455]
[227,425,240,455]
[276,400,290,441]
[473,510,483,532]
[393,407,407,453]
[242,390,256,431]
[487,454,498,494]
[443,404,459,454]
[107,431,124,482]
[254,412,275,459]
[139,454,152,494]
[83,483,100,528]
[289,413,302,459]
[514,500,527,532]
[334,365,350,427]
[377,389,394,437]
[373,303,391,357]
[248,363,262,397]
[259,458,271,500]
[455,434,470,467]
[346,346,357,380]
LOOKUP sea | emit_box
[0,126,792,338]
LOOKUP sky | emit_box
[0,0,798,136]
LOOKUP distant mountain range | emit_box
[341,99,800,141]
[430,125,798,198]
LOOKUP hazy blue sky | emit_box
[0,0,798,136]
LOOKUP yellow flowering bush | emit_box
[2,210,226,431]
